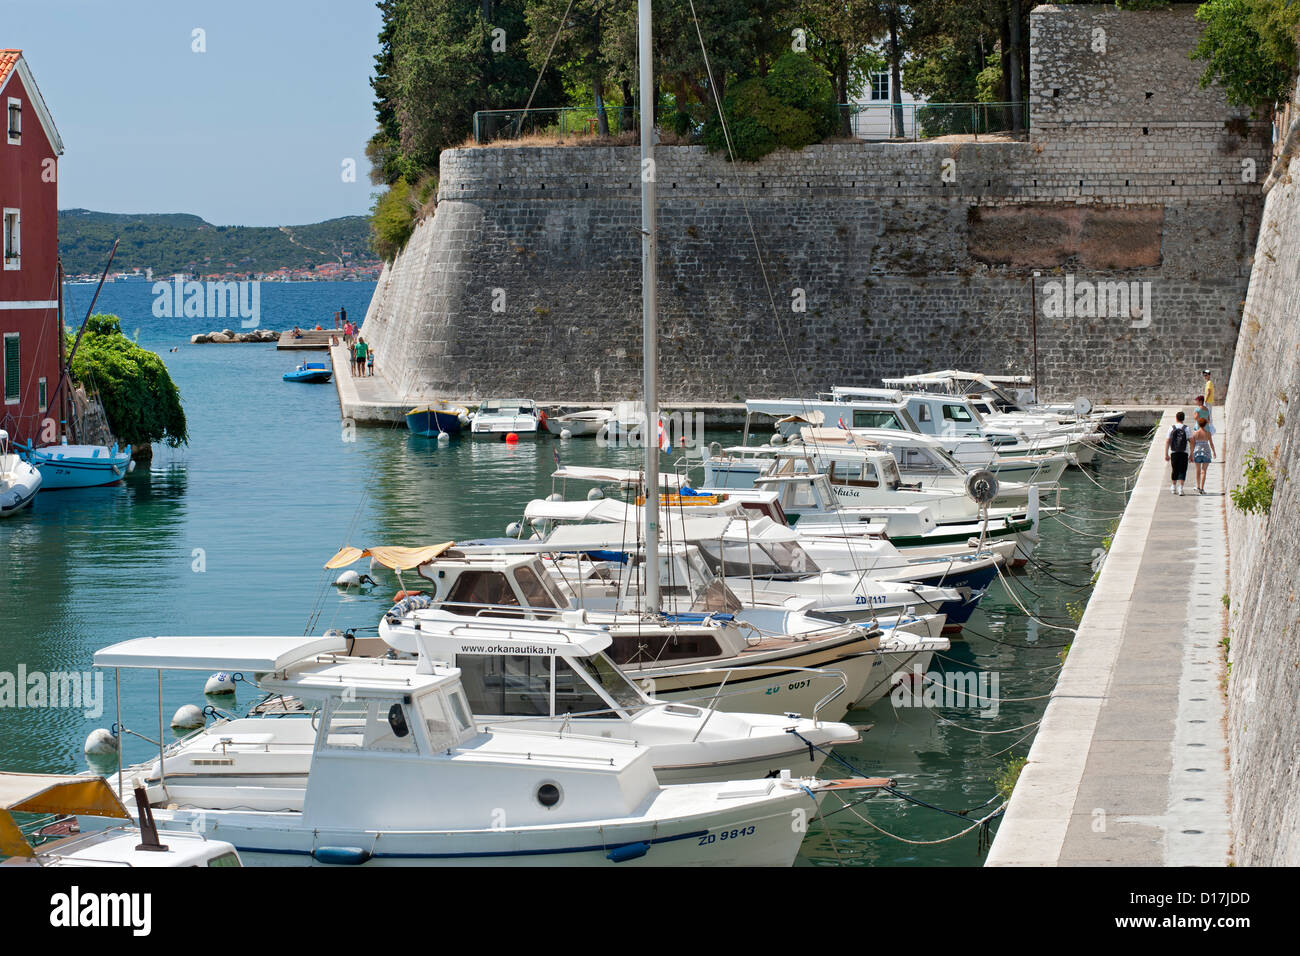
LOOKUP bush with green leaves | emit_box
[370,178,416,261]
[1191,0,1299,112]
[68,314,187,448]
[1230,449,1277,515]
[703,52,837,161]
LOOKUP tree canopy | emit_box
[68,315,188,449]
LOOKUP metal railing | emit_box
[472,101,1029,145]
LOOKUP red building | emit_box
[0,49,63,443]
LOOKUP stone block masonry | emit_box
[361,3,1267,407]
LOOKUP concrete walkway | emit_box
[986,413,1231,866]
[330,342,408,425]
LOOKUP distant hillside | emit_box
[58,209,378,276]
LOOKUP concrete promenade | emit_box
[986,412,1231,866]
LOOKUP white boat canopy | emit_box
[551,465,688,489]
[93,634,348,672]
[524,496,742,525]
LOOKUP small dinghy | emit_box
[283,362,332,384]
[1,430,42,517]
[546,408,614,437]
[406,401,469,437]
[17,439,132,490]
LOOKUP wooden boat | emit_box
[15,439,129,490]
[406,401,469,437]
[283,363,332,383]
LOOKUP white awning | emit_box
[551,465,687,488]
[94,635,348,672]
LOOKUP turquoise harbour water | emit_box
[0,281,1143,866]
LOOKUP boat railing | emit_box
[664,664,847,732]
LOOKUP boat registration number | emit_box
[765,679,813,695]
[699,826,757,846]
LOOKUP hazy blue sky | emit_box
[3,0,383,226]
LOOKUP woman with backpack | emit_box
[1165,411,1191,496]
[1191,416,1216,495]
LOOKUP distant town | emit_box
[65,262,383,284]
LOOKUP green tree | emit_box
[703,51,837,160]
[1191,0,1299,113]
[68,315,187,449]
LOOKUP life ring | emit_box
[393,589,425,602]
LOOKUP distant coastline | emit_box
[59,208,381,281]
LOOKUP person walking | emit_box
[1191,416,1216,494]
[1165,411,1191,496]
[340,305,348,332]
[1193,394,1214,433]
[1202,369,1215,410]
[355,337,368,377]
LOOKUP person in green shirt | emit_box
[354,338,368,376]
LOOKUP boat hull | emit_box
[0,455,42,516]
[103,787,825,867]
[406,407,464,437]
[18,444,130,490]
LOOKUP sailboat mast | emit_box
[639,0,660,614]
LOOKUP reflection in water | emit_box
[0,281,1139,865]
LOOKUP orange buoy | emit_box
[505,432,519,444]
[394,590,425,602]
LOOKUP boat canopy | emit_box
[525,497,744,526]
[325,542,455,571]
[93,634,348,672]
[0,773,130,859]
[551,465,687,489]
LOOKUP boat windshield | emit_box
[695,538,819,579]
[575,653,647,714]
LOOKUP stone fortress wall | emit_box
[361,4,1267,406]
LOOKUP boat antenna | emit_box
[639,0,660,614]
[47,238,119,417]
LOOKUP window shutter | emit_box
[3,336,19,402]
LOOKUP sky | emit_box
[2,0,383,226]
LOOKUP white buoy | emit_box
[204,672,236,696]
[560,428,572,439]
[83,728,119,756]
[771,433,785,445]
[171,704,205,729]
[437,431,450,444]
[334,569,362,588]
[546,493,564,502]
[127,460,136,472]
[506,521,522,537]
[587,487,605,501]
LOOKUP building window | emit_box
[6,98,19,145]
[870,70,889,101]
[3,333,19,404]
[2,209,18,269]
[38,377,47,412]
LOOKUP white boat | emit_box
[546,408,615,437]
[365,546,889,721]
[1,772,241,867]
[0,429,42,517]
[372,609,861,783]
[468,398,545,437]
[84,634,887,866]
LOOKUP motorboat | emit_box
[469,398,545,437]
[344,544,893,721]
[546,408,615,437]
[889,370,1126,434]
[372,609,862,783]
[283,362,333,384]
[406,401,470,437]
[1,430,42,516]
[0,772,242,867]
[15,439,131,490]
[84,634,890,866]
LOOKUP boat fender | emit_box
[506,521,523,537]
[546,493,564,502]
[587,487,604,501]
[437,432,450,444]
[606,841,650,863]
[204,672,236,696]
[171,704,205,729]
[505,432,519,443]
[83,727,119,755]
[560,428,572,440]
[312,846,372,866]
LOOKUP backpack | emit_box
[1169,424,1188,454]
